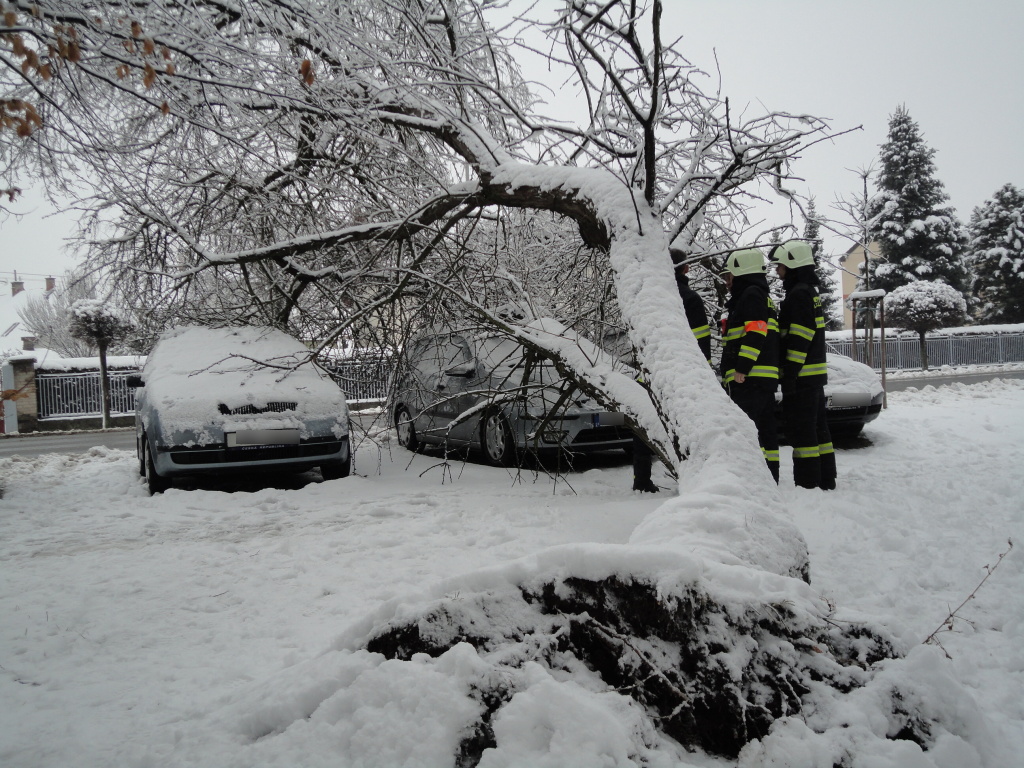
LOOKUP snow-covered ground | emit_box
[1,378,1022,767]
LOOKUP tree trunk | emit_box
[98,340,111,430]
[919,330,929,371]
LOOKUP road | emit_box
[3,371,1022,459]
[0,429,136,459]
[884,367,1024,391]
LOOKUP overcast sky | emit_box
[2,0,1021,283]
[659,0,1024,254]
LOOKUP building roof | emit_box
[0,275,55,359]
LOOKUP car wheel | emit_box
[143,437,171,495]
[321,451,351,481]
[395,405,420,452]
[481,409,517,467]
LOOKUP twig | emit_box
[923,538,1014,657]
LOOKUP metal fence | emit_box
[323,357,393,401]
[829,333,1024,370]
[35,358,395,420]
[37,370,139,419]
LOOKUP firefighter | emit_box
[769,239,836,490]
[720,247,781,482]
[631,250,713,493]
[670,248,713,364]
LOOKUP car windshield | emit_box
[477,337,560,386]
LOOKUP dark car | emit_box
[131,326,351,494]
[392,320,632,465]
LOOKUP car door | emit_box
[428,334,477,443]
[399,337,437,442]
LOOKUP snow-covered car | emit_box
[130,326,351,494]
[392,321,632,465]
[823,348,885,436]
[777,346,884,439]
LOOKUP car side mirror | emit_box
[126,374,144,388]
[444,362,476,378]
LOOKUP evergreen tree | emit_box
[803,200,843,330]
[865,106,968,295]
[967,183,1024,323]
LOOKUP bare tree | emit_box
[16,268,100,356]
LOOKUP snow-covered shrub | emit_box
[67,298,132,346]
[68,298,134,427]
[884,282,967,370]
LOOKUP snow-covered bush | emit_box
[68,298,134,427]
[68,299,132,346]
[884,282,967,369]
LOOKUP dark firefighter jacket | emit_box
[675,272,712,362]
[778,275,828,389]
[720,274,780,386]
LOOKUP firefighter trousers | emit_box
[782,385,836,490]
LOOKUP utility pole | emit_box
[862,173,875,367]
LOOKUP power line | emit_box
[0,270,58,280]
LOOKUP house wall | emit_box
[1,358,39,434]
[838,242,882,329]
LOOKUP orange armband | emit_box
[744,320,768,334]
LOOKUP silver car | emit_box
[821,347,885,437]
[774,346,885,439]
[392,326,632,465]
[131,326,351,494]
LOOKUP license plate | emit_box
[593,412,625,427]
[226,429,300,447]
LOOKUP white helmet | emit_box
[769,240,815,269]
[723,248,767,276]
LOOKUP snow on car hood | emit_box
[825,353,884,398]
[142,326,348,433]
